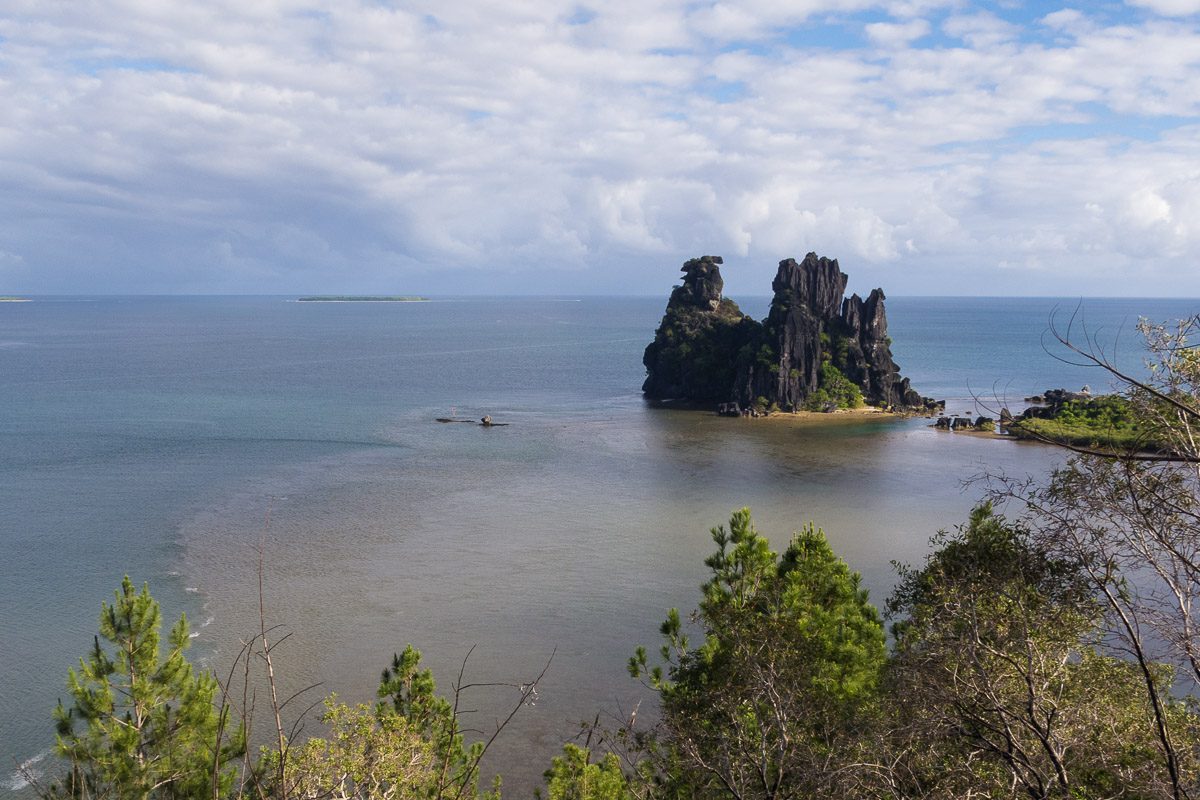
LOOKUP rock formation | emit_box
[671,254,725,311]
[643,253,929,411]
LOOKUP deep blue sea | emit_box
[2,295,1196,795]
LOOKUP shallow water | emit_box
[2,294,1196,795]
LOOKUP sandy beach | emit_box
[725,406,901,426]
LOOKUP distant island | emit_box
[0,296,30,302]
[297,296,429,302]
[642,253,939,415]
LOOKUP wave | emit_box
[6,749,50,791]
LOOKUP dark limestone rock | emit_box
[1016,388,1095,423]
[759,254,847,409]
[643,252,927,411]
[670,255,725,311]
[642,256,758,403]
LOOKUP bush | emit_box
[804,364,863,411]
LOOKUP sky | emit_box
[2,1,1200,296]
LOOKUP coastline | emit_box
[933,426,1007,440]
[750,406,898,424]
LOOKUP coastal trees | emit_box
[260,643,547,800]
[628,508,886,799]
[47,576,244,799]
[981,314,1200,798]
[539,744,632,800]
[268,699,441,799]
[604,499,1200,800]
[374,645,499,800]
[877,505,1191,799]
[44,573,548,800]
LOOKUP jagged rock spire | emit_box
[643,252,925,410]
[670,255,725,311]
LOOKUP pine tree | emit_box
[48,576,243,799]
[629,508,886,799]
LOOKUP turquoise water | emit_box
[1,295,1196,794]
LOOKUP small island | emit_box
[0,296,30,302]
[642,253,939,415]
[1006,389,1148,451]
[297,295,429,302]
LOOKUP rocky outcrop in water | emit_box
[641,256,759,402]
[643,253,930,411]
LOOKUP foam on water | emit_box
[6,750,49,792]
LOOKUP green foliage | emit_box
[630,508,886,798]
[884,506,1197,798]
[1010,395,1152,450]
[539,744,632,800]
[804,364,864,411]
[377,645,500,800]
[750,396,779,414]
[277,698,439,799]
[825,332,850,366]
[48,577,243,799]
[255,645,508,800]
[755,343,776,370]
[888,504,1094,627]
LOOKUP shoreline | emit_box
[650,400,924,425]
[748,406,900,423]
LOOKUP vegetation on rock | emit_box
[1009,394,1149,450]
[642,296,754,403]
[803,363,865,411]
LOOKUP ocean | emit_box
[1,294,1196,795]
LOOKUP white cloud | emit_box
[866,18,932,47]
[942,11,1021,48]
[0,1,1199,295]
[1127,0,1200,16]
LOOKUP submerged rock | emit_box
[643,253,929,410]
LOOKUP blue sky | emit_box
[1,0,1199,296]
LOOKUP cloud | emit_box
[866,18,932,47]
[1127,0,1200,16]
[942,11,1021,48]
[0,1,1199,295]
